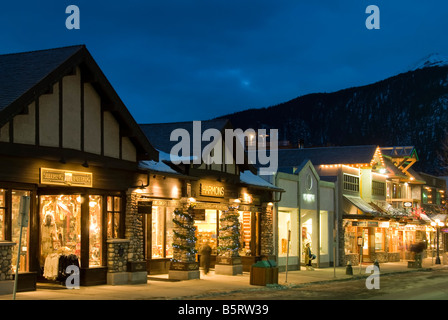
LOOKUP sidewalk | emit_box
[2,258,447,300]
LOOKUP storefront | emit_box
[138,120,282,277]
[0,45,158,291]
[270,160,336,271]
[135,171,280,274]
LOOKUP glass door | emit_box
[11,190,30,272]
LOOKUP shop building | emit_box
[0,45,159,292]
[276,144,445,267]
[263,159,335,271]
[138,120,283,279]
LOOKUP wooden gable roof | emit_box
[0,45,158,162]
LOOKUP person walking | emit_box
[200,241,212,275]
[304,243,315,270]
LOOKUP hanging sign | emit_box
[200,183,225,197]
[138,201,153,214]
[40,168,92,187]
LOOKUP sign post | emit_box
[285,229,291,283]
[12,196,30,300]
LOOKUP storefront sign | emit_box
[303,193,315,203]
[40,168,92,187]
[403,202,413,208]
[137,201,153,214]
[192,209,206,220]
[200,183,225,197]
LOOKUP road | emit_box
[190,269,448,300]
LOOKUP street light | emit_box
[431,219,445,264]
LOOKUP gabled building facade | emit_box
[0,45,158,291]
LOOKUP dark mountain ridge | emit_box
[216,65,448,175]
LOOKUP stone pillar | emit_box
[215,204,243,275]
[0,241,15,295]
[260,206,275,259]
[117,191,148,285]
[169,200,200,280]
[125,192,145,262]
[107,239,130,285]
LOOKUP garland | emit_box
[171,205,197,263]
[217,205,241,257]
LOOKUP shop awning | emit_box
[343,195,381,215]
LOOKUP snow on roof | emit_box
[240,170,283,191]
[138,160,181,175]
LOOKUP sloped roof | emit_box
[239,170,283,191]
[381,146,418,160]
[0,45,82,112]
[140,119,255,173]
[140,119,230,154]
[0,45,158,161]
[277,145,379,168]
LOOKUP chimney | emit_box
[298,139,305,149]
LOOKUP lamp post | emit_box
[432,219,445,265]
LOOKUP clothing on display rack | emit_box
[43,253,60,280]
[43,253,80,282]
[57,254,80,282]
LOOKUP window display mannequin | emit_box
[41,212,58,264]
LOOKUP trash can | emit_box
[250,260,278,286]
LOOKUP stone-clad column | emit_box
[0,241,15,295]
[125,192,144,262]
[215,204,243,275]
[260,206,274,259]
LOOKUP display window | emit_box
[239,211,251,255]
[40,195,81,267]
[195,210,218,254]
[107,196,121,239]
[278,211,291,257]
[11,190,30,272]
[152,206,164,258]
[146,206,176,259]
[320,211,329,255]
[344,226,358,254]
[165,208,174,258]
[89,195,102,267]
[301,214,313,261]
[374,228,385,251]
[389,229,399,252]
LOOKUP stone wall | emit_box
[0,242,15,281]
[260,206,274,257]
[125,193,145,262]
[107,239,130,273]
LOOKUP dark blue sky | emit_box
[1,1,447,123]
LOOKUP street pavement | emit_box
[1,258,447,300]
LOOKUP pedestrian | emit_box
[200,241,212,275]
[304,243,316,270]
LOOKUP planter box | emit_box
[13,272,37,292]
[250,266,278,286]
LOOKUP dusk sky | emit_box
[1,1,448,123]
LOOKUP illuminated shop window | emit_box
[107,196,121,239]
[152,206,164,258]
[89,195,102,267]
[166,208,174,258]
[195,210,218,254]
[40,195,81,267]
[11,190,30,272]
